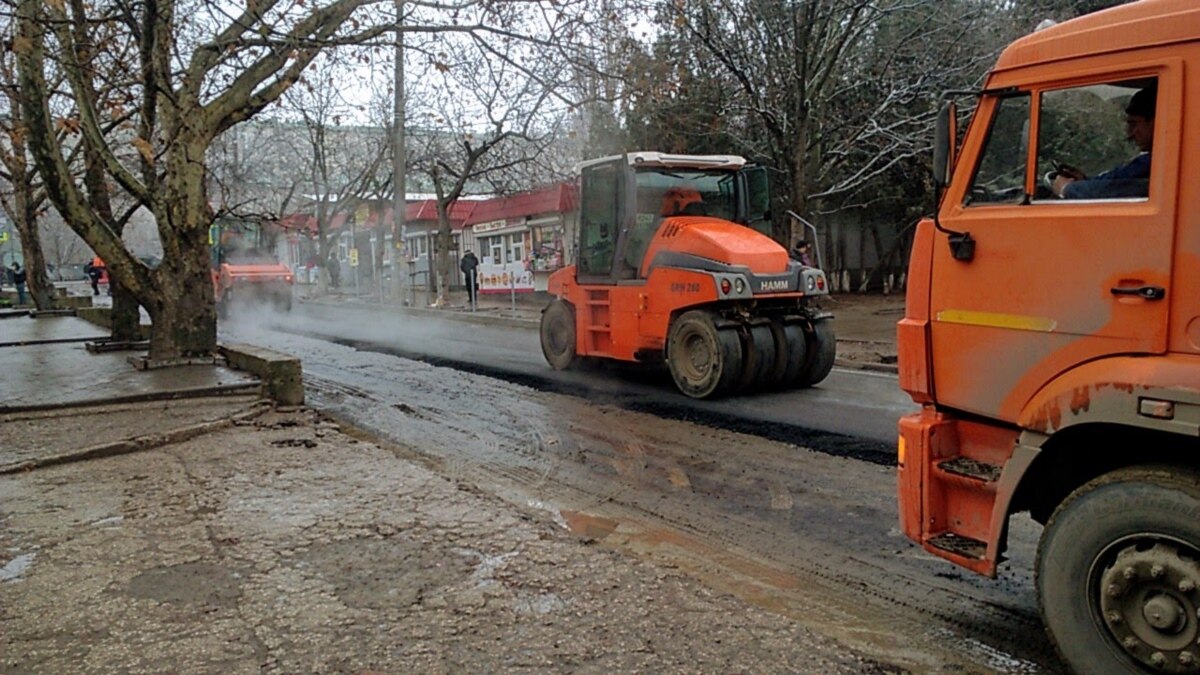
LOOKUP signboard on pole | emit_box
[349,248,360,267]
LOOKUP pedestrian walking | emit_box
[84,260,102,295]
[10,262,27,306]
[460,249,480,308]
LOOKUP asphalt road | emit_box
[281,300,916,455]
[221,299,1064,673]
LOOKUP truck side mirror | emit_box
[933,101,957,188]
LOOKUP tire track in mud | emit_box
[290,328,895,466]
[302,370,1061,673]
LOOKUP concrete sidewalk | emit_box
[0,311,279,474]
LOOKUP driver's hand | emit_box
[1051,174,1076,197]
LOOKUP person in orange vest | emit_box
[84,258,102,295]
[91,257,110,296]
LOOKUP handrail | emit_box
[786,211,823,270]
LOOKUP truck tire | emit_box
[796,319,835,387]
[1037,467,1200,675]
[540,299,579,370]
[667,310,742,399]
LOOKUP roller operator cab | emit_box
[210,218,294,318]
[541,152,834,399]
[896,2,1200,673]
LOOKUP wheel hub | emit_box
[1099,542,1200,673]
[684,334,712,378]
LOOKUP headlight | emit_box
[734,278,746,294]
[806,276,816,291]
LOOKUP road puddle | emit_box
[1,552,36,582]
[559,510,620,541]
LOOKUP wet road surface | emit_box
[222,303,1064,673]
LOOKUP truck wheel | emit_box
[735,323,776,393]
[1037,467,1200,675]
[667,310,742,399]
[796,319,836,387]
[540,299,579,370]
[771,319,807,390]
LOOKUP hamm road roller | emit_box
[540,152,834,398]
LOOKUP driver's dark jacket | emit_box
[1063,152,1151,199]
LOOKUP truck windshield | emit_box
[635,168,737,221]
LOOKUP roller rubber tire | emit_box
[1037,467,1200,675]
[796,319,836,387]
[735,323,777,393]
[540,299,579,370]
[770,319,807,390]
[667,310,743,399]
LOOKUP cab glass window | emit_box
[1034,78,1156,201]
[578,163,620,277]
[966,94,1030,206]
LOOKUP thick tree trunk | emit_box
[12,179,55,310]
[81,129,141,341]
[141,134,217,360]
[144,258,216,359]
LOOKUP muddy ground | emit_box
[2,407,900,674]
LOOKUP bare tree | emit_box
[407,30,570,306]
[276,52,393,296]
[13,0,604,358]
[0,11,59,308]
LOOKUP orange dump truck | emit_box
[897,2,1200,672]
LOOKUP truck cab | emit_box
[897,2,1200,672]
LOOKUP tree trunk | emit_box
[140,134,217,360]
[81,127,141,341]
[12,175,55,310]
[144,258,216,360]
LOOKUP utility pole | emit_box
[391,0,408,304]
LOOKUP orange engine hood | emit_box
[646,217,789,274]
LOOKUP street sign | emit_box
[349,248,359,267]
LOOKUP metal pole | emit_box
[510,273,516,315]
[391,0,407,305]
[352,217,360,297]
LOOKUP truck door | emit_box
[929,71,1180,421]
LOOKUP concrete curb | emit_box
[835,359,899,375]
[300,296,541,329]
[219,343,304,406]
[0,401,270,475]
[0,383,264,415]
[71,306,303,406]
